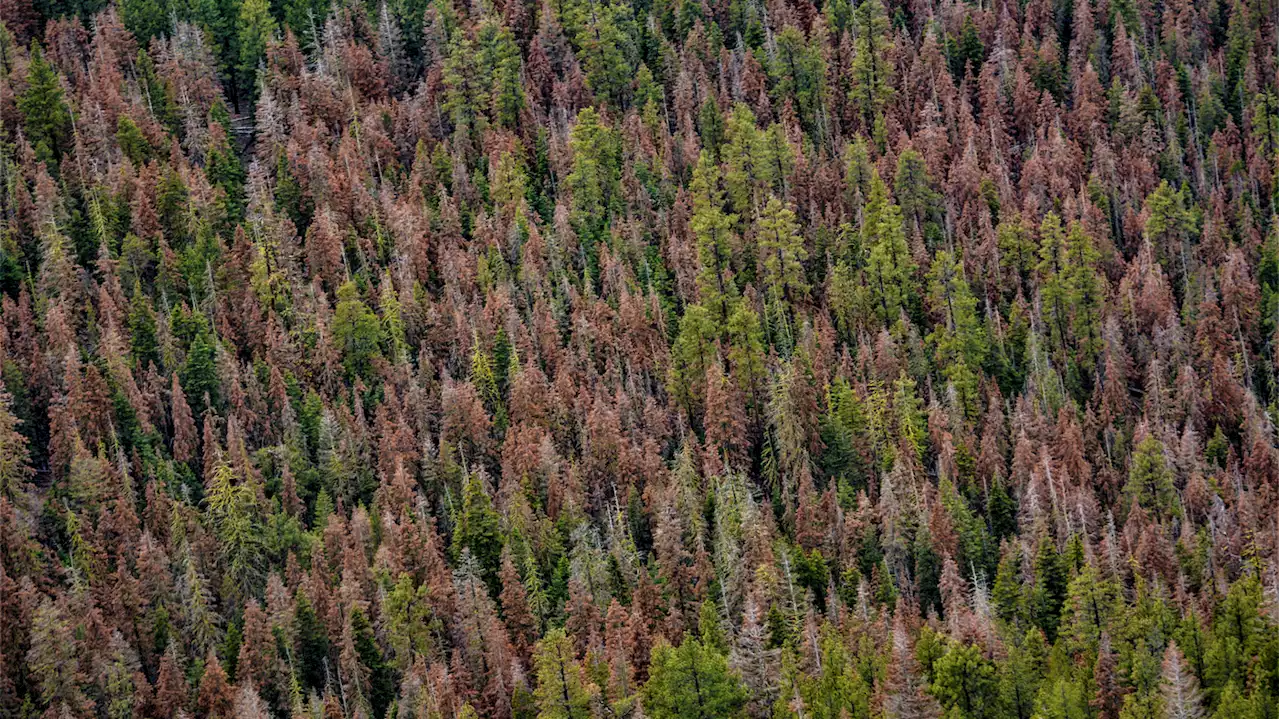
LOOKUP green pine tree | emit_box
[926,250,986,416]
[121,0,170,47]
[567,107,622,279]
[182,328,220,415]
[862,172,916,325]
[894,148,943,248]
[1037,212,1071,354]
[452,471,504,593]
[18,44,72,166]
[350,606,396,719]
[1062,221,1105,384]
[576,1,632,108]
[1031,535,1069,642]
[237,0,276,100]
[849,0,893,128]
[532,628,597,719]
[757,194,809,352]
[723,105,766,217]
[293,591,331,694]
[205,461,264,602]
[669,304,719,420]
[931,640,1003,719]
[332,282,385,381]
[642,635,748,719]
[1123,435,1179,519]
[691,151,740,331]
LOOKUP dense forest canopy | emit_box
[0,0,1274,716]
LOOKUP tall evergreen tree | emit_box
[18,44,71,166]
[643,635,748,719]
[532,628,597,719]
[691,151,740,331]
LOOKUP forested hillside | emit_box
[0,0,1275,716]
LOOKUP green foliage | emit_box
[1034,677,1088,719]
[121,0,170,44]
[894,149,942,249]
[182,328,220,414]
[848,0,892,127]
[931,640,1002,719]
[0,6,1274,719]
[383,574,436,670]
[669,303,719,418]
[205,461,265,602]
[926,250,985,417]
[205,129,246,226]
[350,606,397,719]
[1031,535,1069,643]
[18,44,71,166]
[1058,563,1119,652]
[862,172,916,325]
[757,195,808,350]
[453,470,504,593]
[533,628,597,719]
[576,2,632,107]
[767,27,827,137]
[479,22,525,128]
[798,626,871,719]
[567,107,623,278]
[236,0,276,99]
[691,151,739,329]
[722,105,767,216]
[643,635,748,719]
[293,591,331,693]
[1000,629,1047,719]
[332,281,385,381]
[116,115,151,165]
[1124,435,1179,519]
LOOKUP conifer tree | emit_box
[197,648,235,719]
[884,618,941,719]
[349,606,396,719]
[931,641,1001,719]
[18,44,71,166]
[237,0,275,99]
[895,149,943,248]
[691,151,740,331]
[1092,633,1123,719]
[1064,222,1104,365]
[122,0,169,45]
[800,626,870,719]
[567,107,622,274]
[332,282,384,381]
[757,195,809,349]
[849,0,893,129]
[575,2,630,108]
[642,635,747,719]
[1142,181,1197,299]
[863,172,916,325]
[926,250,985,415]
[1161,642,1205,719]
[453,471,504,593]
[1059,563,1118,651]
[26,598,88,715]
[1002,629,1048,719]
[669,304,719,420]
[293,591,331,694]
[1124,435,1178,519]
[723,105,766,217]
[1031,535,1069,642]
[1037,213,1072,354]
[532,628,596,719]
[0,390,31,500]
